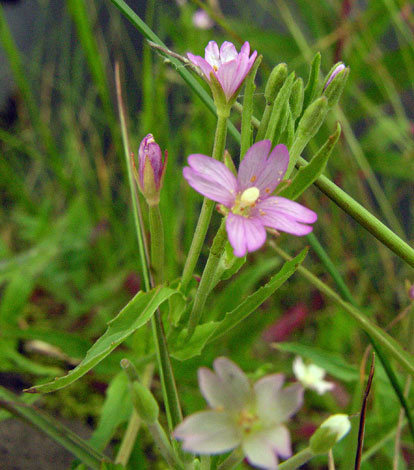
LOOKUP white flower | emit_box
[293,356,334,395]
[174,357,304,470]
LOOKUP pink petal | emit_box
[253,197,317,236]
[242,431,279,470]
[216,59,240,99]
[238,140,272,189]
[187,53,215,81]
[205,41,220,68]
[238,143,289,195]
[174,410,240,454]
[226,213,267,257]
[183,154,237,207]
[240,41,251,56]
[219,41,238,63]
[264,197,318,223]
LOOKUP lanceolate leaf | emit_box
[171,248,307,360]
[25,287,177,394]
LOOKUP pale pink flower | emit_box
[183,140,317,257]
[174,357,304,469]
[187,41,257,102]
[193,10,214,30]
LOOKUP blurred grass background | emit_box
[0,0,414,468]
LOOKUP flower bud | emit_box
[296,96,329,140]
[131,381,160,424]
[290,77,304,120]
[137,134,167,206]
[265,63,288,104]
[323,62,349,107]
[309,414,351,454]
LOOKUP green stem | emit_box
[116,66,181,450]
[149,204,165,284]
[148,421,184,469]
[301,158,414,269]
[187,220,228,336]
[217,448,244,470]
[276,447,314,470]
[115,364,153,465]
[181,112,229,292]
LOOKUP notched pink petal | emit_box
[267,425,292,459]
[213,357,252,407]
[270,197,318,223]
[226,213,267,257]
[238,140,272,190]
[205,41,220,68]
[183,154,238,206]
[216,59,239,99]
[187,53,215,81]
[219,41,238,62]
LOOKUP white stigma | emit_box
[240,187,260,205]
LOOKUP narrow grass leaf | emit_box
[0,386,108,469]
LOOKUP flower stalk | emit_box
[275,447,314,470]
[149,204,164,284]
[181,112,229,292]
[187,219,228,336]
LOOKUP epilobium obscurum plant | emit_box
[22,19,372,469]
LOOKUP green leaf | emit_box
[280,122,341,201]
[275,342,359,382]
[172,248,307,360]
[0,386,108,469]
[171,322,219,361]
[0,274,34,327]
[25,286,177,394]
[209,248,308,342]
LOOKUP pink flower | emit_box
[187,41,257,103]
[183,140,317,257]
[193,9,214,30]
[174,357,303,469]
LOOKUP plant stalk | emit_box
[149,204,165,284]
[181,112,229,292]
[187,220,228,336]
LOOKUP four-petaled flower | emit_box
[183,140,317,257]
[174,357,304,470]
[293,357,334,395]
[187,41,257,104]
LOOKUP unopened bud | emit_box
[309,414,351,454]
[136,134,167,206]
[290,77,304,120]
[265,63,288,104]
[131,381,159,424]
[323,63,349,107]
[297,96,328,139]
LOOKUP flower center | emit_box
[231,187,260,216]
[238,408,259,435]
